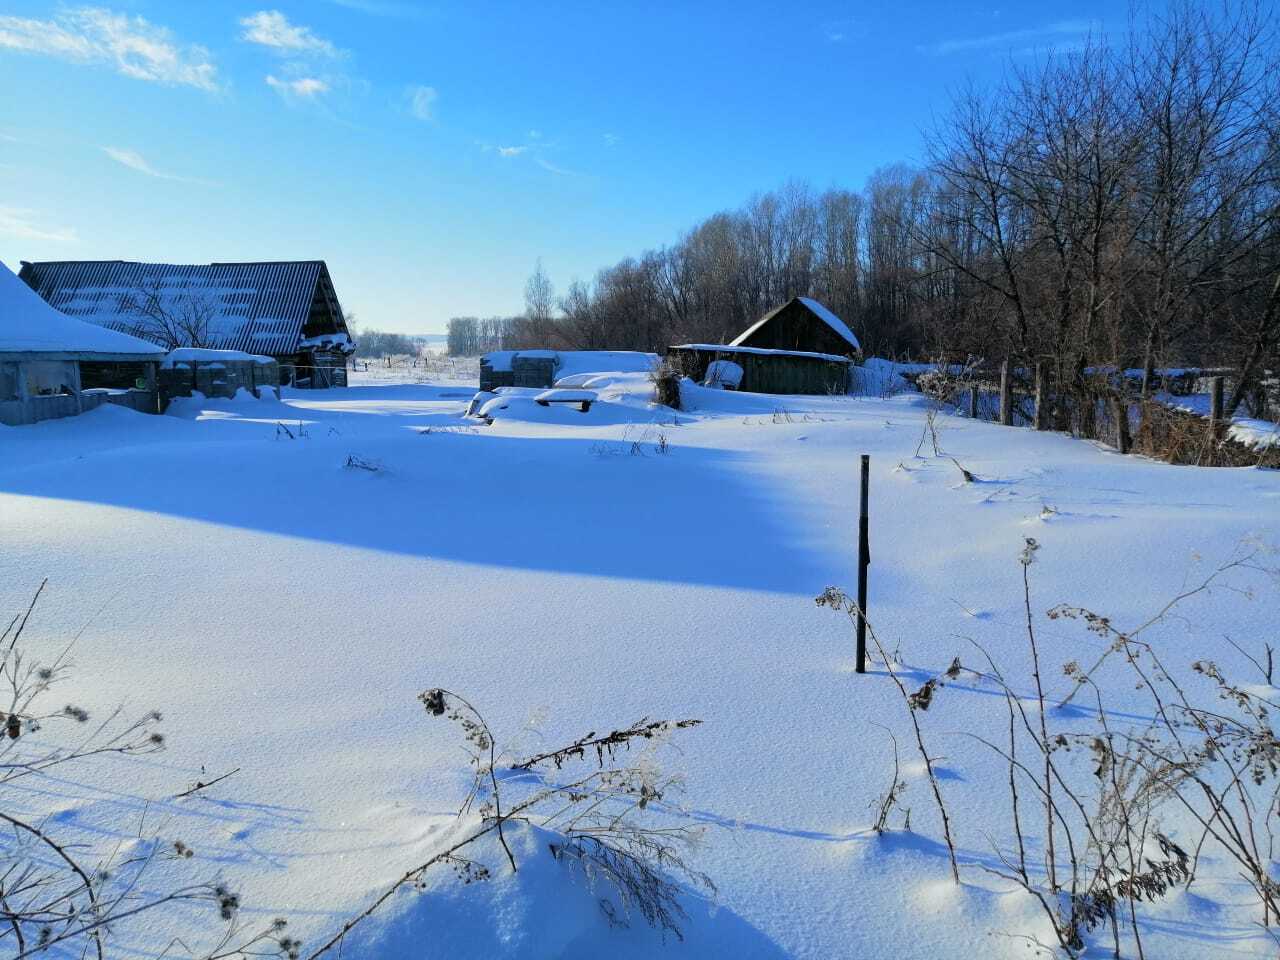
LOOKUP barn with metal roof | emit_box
[17,260,355,388]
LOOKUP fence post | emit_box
[1000,359,1013,426]
[1113,396,1131,454]
[856,454,870,675]
[1033,364,1045,430]
[1209,375,1225,438]
[969,384,979,420]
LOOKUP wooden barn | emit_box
[1,260,166,426]
[731,297,862,358]
[666,343,850,395]
[17,260,355,388]
[663,297,860,396]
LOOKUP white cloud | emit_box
[920,20,1095,56]
[0,7,218,90]
[535,157,584,177]
[602,132,621,147]
[240,11,338,56]
[405,84,438,120]
[99,145,208,184]
[266,74,329,97]
[497,145,528,157]
[0,206,77,243]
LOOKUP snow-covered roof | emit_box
[672,343,851,363]
[161,348,277,368]
[730,297,861,352]
[0,261,166,359]
[17,260,348,357]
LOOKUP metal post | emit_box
[856,454,870,674]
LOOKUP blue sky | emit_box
[0,1,1127,333]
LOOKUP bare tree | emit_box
[117,276,218,350]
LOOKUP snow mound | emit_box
[341,823,785,960]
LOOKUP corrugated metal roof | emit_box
[17,260,346,357]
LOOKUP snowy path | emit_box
[0,380,1276,958]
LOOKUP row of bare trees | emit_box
[450,5,1279,420]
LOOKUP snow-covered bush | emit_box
[307,690,710,958]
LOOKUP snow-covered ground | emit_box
[0,369,1277,959]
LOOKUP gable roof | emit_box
[0,260,165,359]
[730,296,861,352]
[17,260,346,356]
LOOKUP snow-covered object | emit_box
[555,351,657,378]
[533,388,597,404]
[297,332,356,354]
[0,260,165,357]
[161,348,276,368]
[1229,419,1280,449]
[465,390,497,417]
[674,343,849,363]
[704,359,744,389]
[483,350,658,377]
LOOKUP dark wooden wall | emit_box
[667,346,848,395]
[736,300,854,357]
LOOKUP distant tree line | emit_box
[448,5,1278,417]
[351,328,420,358]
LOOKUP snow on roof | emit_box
[729,297,861,352]
[0,261,166,358]
[297,332,355,354]
[673,343,850,363]
[161,348,277,368]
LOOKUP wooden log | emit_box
[999,359,1013,426]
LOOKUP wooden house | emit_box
[663,297,860,397]
[731,297,862,358]
[1,261,166,426]
[18,260,355,388]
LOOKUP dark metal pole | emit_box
[856,454,870,674]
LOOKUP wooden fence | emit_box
[928,361,1278,469]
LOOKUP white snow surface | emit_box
[0,261,165,356]
[0,370,1277,959]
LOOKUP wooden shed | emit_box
[0,261,165,426]
[17,259,355,388]
[731,297,862,358]
[666,344,850,395]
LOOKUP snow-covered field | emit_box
[0,368,1277,959]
